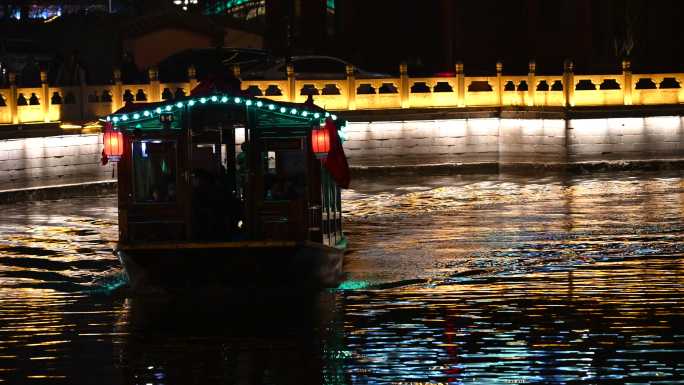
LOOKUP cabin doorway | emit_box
[250,137,308,241]
[189,126,238,240]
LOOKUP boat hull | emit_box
[117,241,344,291]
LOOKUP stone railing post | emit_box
[113,68,123,112]
[496,61,503,106]
[346,63,356,110]
[148,67,160,102]
[622,59,632,105]
[528,60,536,107]
[563,60,574,107]
[9,72,18,124]
[455,62,465,107]
[399,62,409,109]
[287,63,295,102]
[188,65,198,92]
[41,69,50,122]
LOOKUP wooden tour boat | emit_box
[102,79,350,291]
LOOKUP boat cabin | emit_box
[103,90,349,250]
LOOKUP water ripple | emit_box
[1,172,684,383]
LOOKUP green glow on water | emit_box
[337,280,370,291]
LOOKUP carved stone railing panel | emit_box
[158,83,190,102]
[501,76,529,106]
[293,79,347,110]
[570,75,622,106]
[354,78,401,110]
[81,85,115,121]
[464,77,498,106]
[407,77,456,108]
[48,88,64,122]
[16,87,43,123]
[241,80,289,103]
[57,86,83,122]
[631,74,684,104]
[0,92,10,124]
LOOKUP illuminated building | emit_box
[1,1,110,20]
[201,0,334,19]
[192,0,335,55]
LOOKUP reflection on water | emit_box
[115,293,340,385]
[1,172,684,384]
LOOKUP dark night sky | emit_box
[4,0,684,81]
[333,0,684,75]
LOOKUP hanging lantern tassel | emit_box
[311,125,330,159]
[103,129,124,162]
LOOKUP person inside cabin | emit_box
[236,142,249,200]
[151,187,163,202]
[219,164,242,234]
[270,172,301,200]
[270,174,287,200]
[150,159,176,202]
[191,169,227,240]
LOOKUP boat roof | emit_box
[104,78,344,130]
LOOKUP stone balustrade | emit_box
[1,60,684,125]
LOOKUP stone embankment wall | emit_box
[567,116,684,163]
[2,113,684,193]
[0,134,113,191]
[344,115,684,168]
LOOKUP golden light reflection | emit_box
[0,174,683,383]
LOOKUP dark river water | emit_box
[1,171,684,384]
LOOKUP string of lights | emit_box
[104,93,338,126]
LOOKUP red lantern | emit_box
[103,129,124,162]
[311,126,330,159]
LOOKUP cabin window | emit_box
[262,150,306,201]
[192,143,221,177]
[266,151,276,172]
[132,140,177,203]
